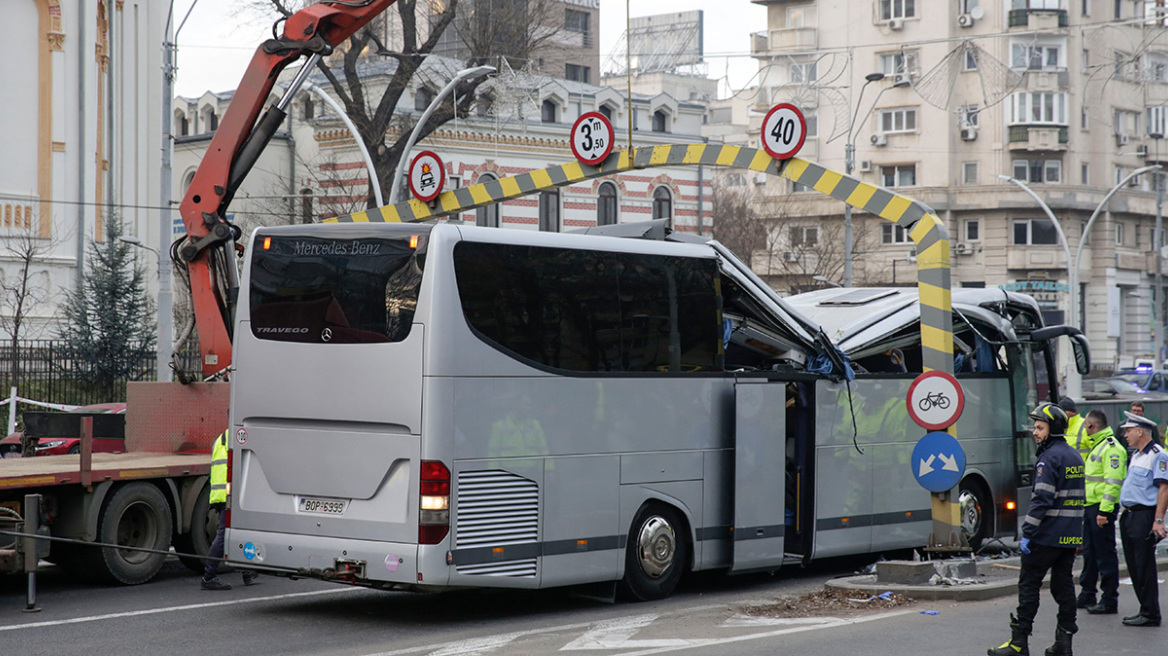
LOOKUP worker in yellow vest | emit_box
[1060,397,1093,458]
[201,430,257,590]
[1076,410,1127,615]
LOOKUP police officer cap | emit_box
[1119,411,1157,431]
[1057,397,1078,413]
[1029,402,1069,434]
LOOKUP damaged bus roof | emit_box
[785,287,1044,357]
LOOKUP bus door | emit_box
[730,378,787,572]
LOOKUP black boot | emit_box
[988,614,1030,656]
[1043,625,1073,656]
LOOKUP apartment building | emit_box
[750,0,1168,370]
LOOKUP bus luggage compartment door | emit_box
[730,379,786,572]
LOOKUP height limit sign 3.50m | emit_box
[761,103,807,161]
[570,112,614,166]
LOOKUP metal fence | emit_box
[0,340,202,408]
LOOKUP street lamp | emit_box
[998,165,1161,400]
[120,235,166,376]
[843,72,911,287]
[387,65,496,205]
[300,81,383,207]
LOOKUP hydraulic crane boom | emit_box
[177,0,398,378]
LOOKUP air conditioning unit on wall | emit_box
[859,160,873,172]
[1138,144,1150,157]
[783,251,800,262]
[889,18,904,30]
[961,127,978,141]
[955,242,974,255]
[1117,133,1130,146]
[871,133,888,147]
[958,13,974,28]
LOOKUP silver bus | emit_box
[226,222,1086,599]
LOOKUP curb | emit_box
[825,556,1168,601]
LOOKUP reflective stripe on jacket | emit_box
[1024,437,1086,548]
[1084,428,1127,514]
[209,430,229,504]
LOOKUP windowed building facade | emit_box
[750,0,1168,370]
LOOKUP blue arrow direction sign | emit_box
[911,431,966,493]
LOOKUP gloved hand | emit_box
[1019,538,1031,554]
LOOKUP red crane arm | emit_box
[177,1,398,378]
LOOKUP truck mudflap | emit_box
[225,528,426,586]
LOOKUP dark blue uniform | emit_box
[1016,437,1086,634]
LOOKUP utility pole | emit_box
[1156,172,1164,364]
[156,1,199,382]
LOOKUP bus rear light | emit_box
[419,460,450,545]
[409,235,419,249]
[226,447,233,527]
[1006,501,1016,511]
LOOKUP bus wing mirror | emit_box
[1029,325,1091,376]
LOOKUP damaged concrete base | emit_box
[827,555,1168,601]
[876,559,977,586]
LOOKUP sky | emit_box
[170,0,767,99]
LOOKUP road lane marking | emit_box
[0,586,363,633]
[561,614,716,650]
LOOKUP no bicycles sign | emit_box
[906,370,965,431]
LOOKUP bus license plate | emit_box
[298,497,347,515]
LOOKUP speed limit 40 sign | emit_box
[570,111,614,166]
[761,103,807,160]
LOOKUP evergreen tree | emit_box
[57,216,156,400]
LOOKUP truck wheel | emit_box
[84,482,173,585]
[174,485,215,573]
[619,503,688,601]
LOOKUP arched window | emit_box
[181,170,196,196]
[652,110,668,133]
[541,99,558,123]
[200,106,217,134]
[415,87,435,112]
[652,186,672,223]
[303,97,315,120]
[475,174,500,227]
[300,188,314,224]
[174,109,188,137]
[597,182,618,226]
[598,104,613,121]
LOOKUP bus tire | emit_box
[174,483,214,573]
[959,479,991,552]
[619,503,688,601]
[83,482,173,585]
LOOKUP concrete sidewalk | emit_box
[826,553,1168,601]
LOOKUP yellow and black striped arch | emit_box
[326,144,953,374]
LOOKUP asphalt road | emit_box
[2,556,1166,656]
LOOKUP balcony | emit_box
[1025,69,1069,92]
[1007,9,1068,31]
[764,27,818,53]
[1006,245,1068,271]
[751,31,768,56]
[1007,125,1069,151]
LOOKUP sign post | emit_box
[906,370,971,555]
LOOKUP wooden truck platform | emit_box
[0,453,209,490]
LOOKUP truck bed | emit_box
[0,453,209,490]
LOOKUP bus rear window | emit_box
[249,236,423,344]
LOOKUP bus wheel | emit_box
[620,503,688,601]
[959,480,990,552]
[83,482,173,585]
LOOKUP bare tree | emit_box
[0,230,62,388]
[751,193,874,294]
[711,180,767,268]
[251,0,561,208]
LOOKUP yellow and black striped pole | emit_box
[328,144,964,551]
